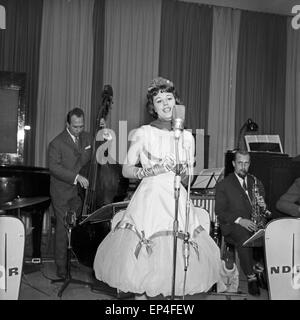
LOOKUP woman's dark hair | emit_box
[146,77,181,119]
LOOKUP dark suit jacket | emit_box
[215,173,265,236]
[48,129,92,210]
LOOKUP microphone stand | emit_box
[52,211,92,297]
[182,145,192,299]
[171,130,181,300]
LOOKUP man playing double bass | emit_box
[48,107,92,278]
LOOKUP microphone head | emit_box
[172,105,185,137]
[172,105,185,122]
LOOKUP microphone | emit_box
[65,210,77,228]
[172,106,185,198]
[172,105,185,139]
[183,234,190,271]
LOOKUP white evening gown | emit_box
[93,125,225,297]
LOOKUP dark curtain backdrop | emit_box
[235,11,287,147]
[90,0,105,134]
[0,0,43,165]
[159,0,213,132]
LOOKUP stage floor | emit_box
[18,259,269,300]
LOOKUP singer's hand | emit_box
[169,162,187,176]
[161,154,176,171]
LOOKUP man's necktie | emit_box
[242,178,247,191]
[242,177,252,203]
[74,136,79,147]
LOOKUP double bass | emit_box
[72,85,129,267]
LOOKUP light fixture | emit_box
[237,118,258,150]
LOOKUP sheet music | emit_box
[191,167,224,189]
[243,229,265,247]
[244,135,283,153]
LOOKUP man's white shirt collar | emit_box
[66,127,77,143]
[235,173,248,188]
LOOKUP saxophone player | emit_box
[215,150,268,296]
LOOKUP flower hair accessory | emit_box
[148,77,174,92]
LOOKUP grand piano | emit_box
[0,71,51,260]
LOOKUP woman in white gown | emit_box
[93,77,225,298]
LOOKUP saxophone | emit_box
[249,174,271,229]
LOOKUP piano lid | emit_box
[0,164,50,175]
[0,165,50,202]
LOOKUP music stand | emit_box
[79,201,130,225]
[191,168,224,190]
[242,229,265,247]
[244,134,283,154]
[51,211,92,298]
